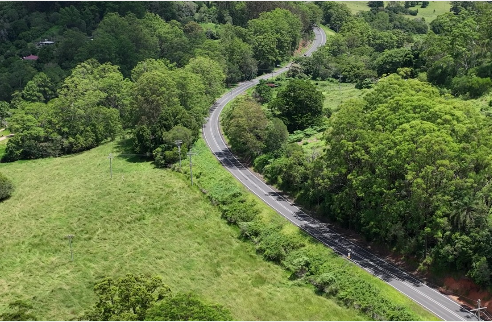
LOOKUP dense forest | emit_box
[3,0,492,291]
[0,1,320,162]
[223,1,492,289]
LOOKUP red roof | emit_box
[23,55,38,60]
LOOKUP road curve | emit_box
[202,27,477,322]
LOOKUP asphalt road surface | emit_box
[203,27,479,321]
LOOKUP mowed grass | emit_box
[339,1,373,14]
[402,1,451,22]
[0,140,367,321]
[339,1,450,24]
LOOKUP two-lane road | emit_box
[203,26,478,321]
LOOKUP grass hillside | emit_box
[340,1,450,23]
[0,139,366,321]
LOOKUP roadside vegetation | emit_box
[222,1,492,290]
[189,138,439,321]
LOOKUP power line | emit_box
[175,140,183,169]
[187,151,197,186]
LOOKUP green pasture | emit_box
[0,140,365,321]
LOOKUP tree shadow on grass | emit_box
[114,137,152,163]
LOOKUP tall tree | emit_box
[269,79,324,132]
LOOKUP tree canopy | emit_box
[270,79,324,132]
[83,274,232,321]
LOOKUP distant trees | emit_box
[317,1,352,32]
[3,60,126,161]
[413,4,492,98]
[248,8,302,70]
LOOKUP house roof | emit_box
[22,55,39,60]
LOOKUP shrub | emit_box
[238,220,264,239]
[253,154,273,173]
[312,273,339,295]
[0,300,37,321]
[220,199,259,224]
[283,251,312,279]
[256,227,305,262]
[451,75,492,99]
[145,292,232,321]
[0,172,14,201]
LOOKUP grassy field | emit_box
[340,1,373,14]
[0,140,367,321]
[402,1,451,22]
[318,80,367,113]
[339,1,450,24]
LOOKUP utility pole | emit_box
[471,299,487,321]
[108,153,113,179]
[66,234,74,261]
[175,140,183,169]
[187,151,197,186]
[338,74,342,92]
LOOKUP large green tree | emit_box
[269,79,324,132]
[316,75,492,282]
[223,97,269,160]
[83,274,171,321]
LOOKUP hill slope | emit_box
[0,140,365,320]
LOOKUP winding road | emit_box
[203,27,478,321]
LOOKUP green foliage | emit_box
[253,79,274,104]
[311,75,492,285]
[374,48,414,76]
[0,172,14,201]
[422,6,492,97]
[265,117,289,154]
[248,8,302,70]
[0,300,37,321]
[318,2,352,32]
[467,257,491,286]
[256,226,305,262]
[145,293,233,321]
[3,60,125,161]
[270,79,324,132]
[83,274,171,321]
[451,75,492,99]
[220,199,259,224]
[184,56,225,103]
[223,97,269,160]
[263,144,310,194]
